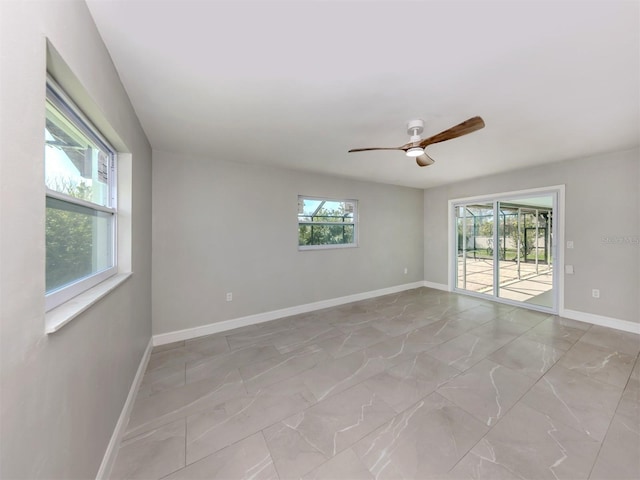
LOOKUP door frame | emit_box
[448,185,565,314]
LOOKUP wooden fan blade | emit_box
[348,146,405,153]
[419,116,485,148]
[416,153,435,167]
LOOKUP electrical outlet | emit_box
[404,267,408,275]
[226,292,233,302]
[567,241,574,249]
[592,289,600,299]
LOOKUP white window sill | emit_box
[298,243,358,251]
[45,272,132,334]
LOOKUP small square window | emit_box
[298,196,358,250]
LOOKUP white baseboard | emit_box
[96,338,153,480]
[561,309,640,334]
[153,281,425,346]
[422,281,450,292]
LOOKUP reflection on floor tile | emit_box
[111,288,639,479]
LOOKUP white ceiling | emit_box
[86,0,639,189]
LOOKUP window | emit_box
[298,196,357,250]
[44,78,117,310]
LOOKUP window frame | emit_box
[297,195,358,251]
[44,77,118,311]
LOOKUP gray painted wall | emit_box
[423,148,640,323]
[0,1,152,478]
[152,150,424,335]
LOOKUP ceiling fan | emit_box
[348,116,485,167]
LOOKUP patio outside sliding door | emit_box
[453,190,558,313]
[496,199,554,308]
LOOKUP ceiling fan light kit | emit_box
[348,116,485,167]
[405,119,424,157]
[406,147,424,157]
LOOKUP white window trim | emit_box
[447,185,565,316]
[297,195,359,251]
[44,76,118,312]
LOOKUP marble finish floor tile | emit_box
[328,310,386,333]
[185,380,315,465]
[114,288,640,479]
[264,384,395,478]
[225,327,288,351]
[363,352,460,413]
[496,307,552,328]
[469,318,533,343]
[185,344,280,384]
[437,359,535,426]
[454,305,503,325]
[589,377,640,479]
[590,415,640,479]
[524,317,587,351]
[183,333,230,356]
[552,315,592,331]
[369,308,440,336]
[240,345,329,393]
[125,370,245,439]
[270,325,343,354]
[163,433,278,480]
[301,448,374,480]
[448,402,601,479]
[137,362,186,399]
[112,419,186,480]
[427,332,510,372]
[316,326,392,358]
[578,324,640,356]
[409,315,484,345]
[146,335,229,375]
[557,339,637,388]
[300,336,421,402]
[145,348,203,374]
[488,336,563,379]
[352,392,489,478]
[521,364,623,441]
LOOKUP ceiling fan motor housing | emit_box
[407,119,424,138]
[406,119,425,155]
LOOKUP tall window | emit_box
[44,78,117,310]
[298,196,357,250]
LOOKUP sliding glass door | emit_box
[456,203,494,296]
[453,190,558,313]
[496,202,553,307]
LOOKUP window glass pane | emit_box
[46,196,113,293]
[299,224,354,246]
[298,196,357,248]
[45,99,112,207]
